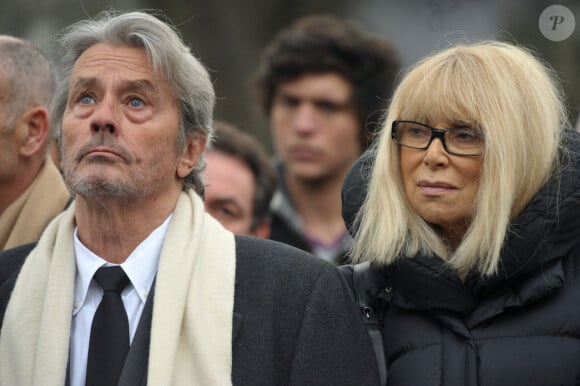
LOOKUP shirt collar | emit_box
[73,214,172,314]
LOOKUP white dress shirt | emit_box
[69,215,171,386]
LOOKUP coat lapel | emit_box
[118,283,155,386]
[232,312,243,344]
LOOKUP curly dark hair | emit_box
[254,14,399,149]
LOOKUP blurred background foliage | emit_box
[2,0,578,150]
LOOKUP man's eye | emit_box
[316,101,340,113]
[280,96,299,108]
[128,97,145,108]
[218,207,237,218]
[79,95,95,105]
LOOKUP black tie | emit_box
[86,266,131,386]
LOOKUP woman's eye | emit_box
[454,130,482,143]
[408,127,428,137]
[457,132,476,141]
[128,97,145,108]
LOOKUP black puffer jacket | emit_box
[342,132,580,385]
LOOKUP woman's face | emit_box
[399,122,483,245]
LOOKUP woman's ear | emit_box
[177,132,207,178]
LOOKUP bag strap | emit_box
[340,262,387,386]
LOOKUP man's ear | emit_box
[250,221,271,239]
[17,106,50,157]
[177,132,207,178]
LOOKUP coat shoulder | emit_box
[231,236,380,385]
[0,243,35,284]
[234,235,332,279]
[0,243,36,326]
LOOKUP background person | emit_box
[253,14,399,264]
[343,40,580,385]
[0,35,70,251]
[204,120,276,238]
[0,11,380,386]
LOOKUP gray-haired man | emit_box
[0,10,379,386]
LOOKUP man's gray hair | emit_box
[51,10,215,194]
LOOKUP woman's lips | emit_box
[417,181,457,195]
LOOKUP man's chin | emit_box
[67,176,135,200]
[288,168,333,186]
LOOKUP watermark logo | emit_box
[539,5,575,42]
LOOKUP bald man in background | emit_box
[0,36,70,250]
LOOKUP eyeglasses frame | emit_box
[391,120,484,157]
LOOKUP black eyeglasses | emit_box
[391,120,484,156]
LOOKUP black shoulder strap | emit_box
[340,262,387,386]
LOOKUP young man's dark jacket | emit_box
[341,132,580,385]
[270,162,352,265]
[0,236,380,385]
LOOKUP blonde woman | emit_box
[343,41,580,385]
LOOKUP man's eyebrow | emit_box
[69,77,98,91]
[118,79,157,94]
[69,77,157,93]
[212,197,241,207]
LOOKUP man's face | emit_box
[204,150,259,236]
[60,43,191,201]
[270,73,362,184]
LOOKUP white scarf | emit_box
[0,190,236,385]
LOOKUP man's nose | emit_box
[292,104,317,134]
[90,99,119,136]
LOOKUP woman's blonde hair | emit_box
[350,40,570,276]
